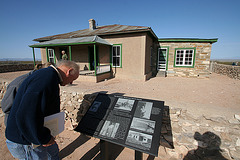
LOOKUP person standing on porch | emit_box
[5,60,79,160]
[61,50,68,60]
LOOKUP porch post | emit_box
[46,47,49,62]
[94,44,97,76]
[32,47,36,67]
[69,46,72,61]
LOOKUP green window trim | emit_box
[174,47,196,68]
[47,48,56,64]
[111,44,122,68]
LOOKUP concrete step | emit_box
[156,71,166,77]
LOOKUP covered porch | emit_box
[29,36,113,82]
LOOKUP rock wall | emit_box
[0,82,239,159]
[210,62,240,80]
[0,64,34,73]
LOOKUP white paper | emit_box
[44,112,65,137]
[32,112,65,148]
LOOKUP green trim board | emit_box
[174,47,196,68]
[94,44,97,76]
[32,48,36,66]
[158,38,218,43]
[30,42,96,48]
[68,46,72,61]
[29,36,112,48]
[88,45,99,71]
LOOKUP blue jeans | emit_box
[6,139,59,160]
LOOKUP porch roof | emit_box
[29,35,112,48]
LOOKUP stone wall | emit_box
[159,42,212,78]
[210,62,240,80]
[0,64,34,73]
[0,82,239,159]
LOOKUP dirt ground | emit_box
[0,71,240,159]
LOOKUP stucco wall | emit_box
[39,32,156,81]
[104,33,153,81]
[71,45,89,70]
[159,42,212,78]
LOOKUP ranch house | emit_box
[30,19,217,82]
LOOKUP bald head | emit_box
[56,60,80,86]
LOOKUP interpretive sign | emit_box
[74,93,164,157]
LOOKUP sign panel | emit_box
[74,93,164,156]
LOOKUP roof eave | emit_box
[158,38,218,43]
[33,27,158,42]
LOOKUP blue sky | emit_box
[0,0,239,60]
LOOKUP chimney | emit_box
[89,19,96,30]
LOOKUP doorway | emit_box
[158,47,168,71]
[88,46,99,70]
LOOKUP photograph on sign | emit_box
[130,117,155,133]
[114,98,135,111]
[134,101,153,119]
[99,120,120,138]
[126,130,152,149]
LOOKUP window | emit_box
[175,48,195,67]
[112,44,122,67]
[48,49,55,64]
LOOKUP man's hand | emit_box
[42,136,56,147]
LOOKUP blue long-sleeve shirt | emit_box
[6,66,61,145]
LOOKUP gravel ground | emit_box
[0,70,239,159]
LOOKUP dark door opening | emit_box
[89,46,99,70]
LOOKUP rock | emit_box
[235,114,240,121]
[68,109,79,120]
[213,126,226,132]
[65,119,74,130]
[65,104,75,112]
[230,150,240,160]
[236,138,240,147]
[160,137,172,148]
[220,132,232,142]
[165,148,179,159]
[203,115,227,124]
[72,92,77,96]
[182,121,194,127]
[174,145,189,158]
[229,118,240,124]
